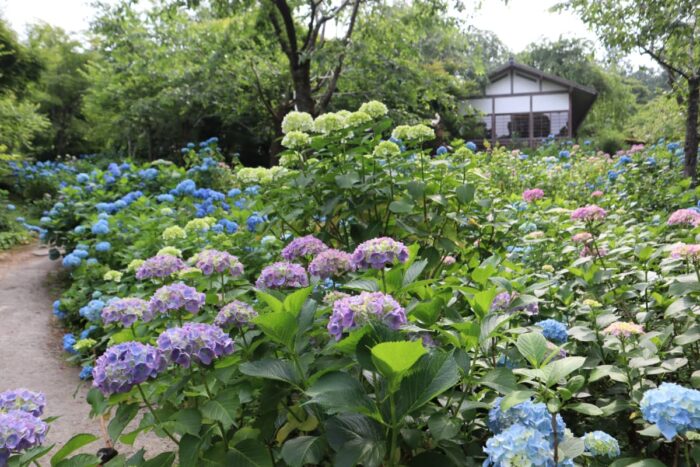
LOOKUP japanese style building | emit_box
[466,59,597,147]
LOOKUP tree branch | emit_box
[316,0,361,112]
[639,44,690,80]
[305,0,353,52]
[272,0,299,64]
[249,62,281,121]
[268,11,291,58]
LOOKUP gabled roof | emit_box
[486,59,597,134]
[488,59,597,96]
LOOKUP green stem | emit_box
[200,371,230,451]
[137,384,179,445]
[380,269,387,294]
[388,392,399,466]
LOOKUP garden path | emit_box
[0,243,171,461]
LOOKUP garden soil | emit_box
[0,243,172,461]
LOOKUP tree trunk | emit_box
[684,77,699,185]
[291,62,315,115]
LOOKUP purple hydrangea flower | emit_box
[190,249,244,277]
[281,235,329,261]
[0,410,48,459]
[351,237,409,270]
[92,342,166,395]
[308,249,355,279]
[327,292,406,340]
[215,301,258,329]
[255,262,308,289]
[490,291,539,315]
[135,255,185,280]
[0,389,46,417]
[101,298,153,327]
[157,323,234,367]
[149,283,206,316]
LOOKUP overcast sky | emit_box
[1,0,654,68]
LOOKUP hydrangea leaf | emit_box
[371,341,426,381]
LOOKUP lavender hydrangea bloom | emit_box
[327,292,406,340]
[281,235,329,260]
[190,249,244,277]
[215,301,258,329]
[640,383,700,440]
[101,298,153,327]
[0,410,48,460]
[256,262,308,289]
[308,249,355,278]
[92,342,165,395]
[157,323,234,367]
[487,397,566,437]
[149,283,206,316]
[0,389,46,416]
[351,237,409,270]
[490,291,539,315]
[135,255,186,280]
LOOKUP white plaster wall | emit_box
[541,80,567,92]
[532,93,569,111]
[513,74,539,93]
[486,73,512,94]
[494,95,530,113]
[467,98,493,114]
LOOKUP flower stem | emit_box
[136,384,179,445]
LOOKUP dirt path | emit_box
[0,244,171,461]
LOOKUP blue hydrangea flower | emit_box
[488,397,565,437]
[74,225,86,234]
[79,365,93,380]
[227,188,241,198]
[76,173,89,183]
[79,299,105,322]
[436,145,448,155]
[484,424,573,466]
[52,300,66,319]
[640,383,700,440]
[558,150,570,159]
[6,204,15,211]
[156,194,175,203]
[537,319,568,343]
[91,220,109,235]
[62,254,82,268]
[466,141,477,152]
[247,213,266,232]
[171,179,197,196]
[71,249,89,259]
[86,258,99,265]
[95,241,111,252]
[583,431,620,458]
[62,334,77,354]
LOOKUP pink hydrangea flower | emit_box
[670,243,700,260]
[522,188,544,203]
[571,205,607,222]
[667,209,700,227]
[580,244,607,258]
[602,322,644,338]
[591,190,604,198]
[572,232,593,243]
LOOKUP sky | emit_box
[1,0,654,69]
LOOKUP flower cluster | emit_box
[602,321,644,338]
[522,188,544,202]
[157,323,234,367]
[215,301,258,329]
[313,113,346,134]
[0,410,49,462]
[101,298,153,327]
[484,424,567,467]
[489,291,539,315]
[640,383,700,440]
[358,100,388,118]
[136,255,186,280]
[79,299,105,322]
[391,124,435,142]
[281,235,329,261]
[92,342,165,395]
[571,205,607,222]
[281,131,311,149]
[670,243,700,260]
[572,232,593,243]
[0,389,46,417]
[487,397,565,437]
[327,292,406,340]
[583,431,620,458]
[162,225,186,241]
[351,237,409,270]
[667,208,700,226]
[309,249,354,279]
[149,283,206,315]
[536,319,568,343]
[580,244,607,258]
[255,262,308,289]
[191,249,244,277]
[281,111,314,134]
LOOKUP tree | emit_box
[561,0,700,182]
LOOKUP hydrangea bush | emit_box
[4,107,700,465]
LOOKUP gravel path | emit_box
[0,244,172,461]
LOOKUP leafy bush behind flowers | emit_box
[3,105,700,466]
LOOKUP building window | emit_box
[533,111,569,138]
[495,114,529,139]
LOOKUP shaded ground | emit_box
[0,244,172,461]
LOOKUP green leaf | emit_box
[108,403,139,442]
[240,359,300,385]
[224,439,273,467]
[51,434,99,466]
[54,453,101,467]
[371,341,426,380]
[253,310,298,348]
[201,390,239,429]
[543,357,586,387]
[455,184,475,204]
[389,199,413,213]
[516,332,549,368]
[326,414,385,467]
[558,437,585,459]
[568,402,603,416]
[343,279,380,292]
[478,368,519,394]
[178,434,202,467]
[402,259,428,287]
[281,436,326,467]
[499,390,535,411]
[142,452,176,467]
[427,413,459,441]
[609,459,668,467]
[170,408,202,435]
[255,291,283,313]
[306,371,375,415]
[396,351,460,417]
[283,286,312,316]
